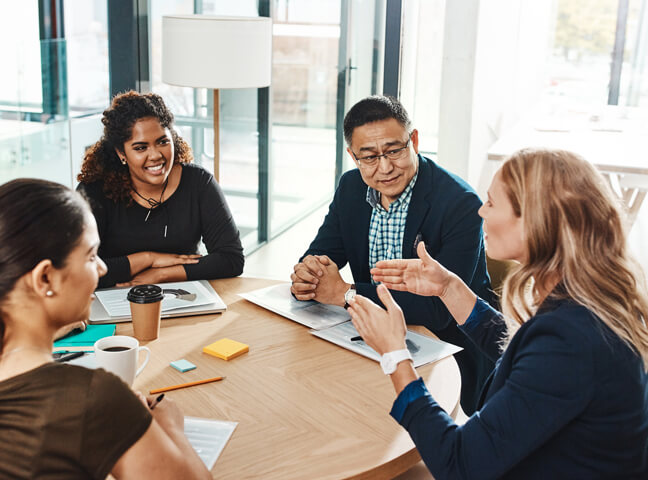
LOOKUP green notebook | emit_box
[54,324,116,347]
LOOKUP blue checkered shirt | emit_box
[367,171,418,284]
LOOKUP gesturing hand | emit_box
[370,242,451,298]
[348,285,407,356]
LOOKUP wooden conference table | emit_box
[116,277,461,480]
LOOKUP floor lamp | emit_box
[162,15,272,183]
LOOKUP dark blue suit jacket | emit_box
[302,155,494,413]
[397,297,648,479]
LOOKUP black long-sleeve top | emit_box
[77,163,244,288]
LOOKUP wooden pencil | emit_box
[149,376,225,394]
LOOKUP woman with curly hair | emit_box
[78,91,244,288]
[349,148,648,478]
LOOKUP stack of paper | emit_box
[90,280,226,323]
[239,283,349,330]
[310,321,462,367]
[185,416,237,470]
[240,283,462,367]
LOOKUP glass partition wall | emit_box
[1,0,385,252]
[270,0,341,237]
[147,0,385,249]
[0,0,107,188]
[149,0,263,249]
[4,0,647,254]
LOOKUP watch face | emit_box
[345,288,356,303]
[381,350,412,375]
[380,354,396,375]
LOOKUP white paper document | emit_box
[185,416,237,470]
[310,321,463,368]
[239,283,350,330]
[95,281,218,318]
[66,352,97,369]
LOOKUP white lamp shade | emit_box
[162,15,272,89]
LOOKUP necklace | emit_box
[132,178,169,222]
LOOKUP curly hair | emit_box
[78,91,193,203]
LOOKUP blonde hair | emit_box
[498,148,648,369]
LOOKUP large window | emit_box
[543,0,648,109]
[148,0,342,249]
[2,0,384,253]
[270,0,341,237]
[0,0,108,187]
[149,0,261,249]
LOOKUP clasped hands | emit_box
[290,255,350,307]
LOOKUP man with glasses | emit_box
[290,95,494,415]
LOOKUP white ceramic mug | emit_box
[94,335,150,386]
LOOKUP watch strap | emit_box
[380,349,413,375]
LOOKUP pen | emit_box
[53,351,85,363]
[149,393,165,410]
[53,348,94,353]
[53,349,93,353]
[350,336,363,342]
[149,376,225,394]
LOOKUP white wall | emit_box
[436,0,480,183]
[437,0,554,196]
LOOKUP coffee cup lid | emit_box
[127,284,164,304]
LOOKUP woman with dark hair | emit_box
[78,90,244,288]
[348,149,648,478]
[0,179,210,479]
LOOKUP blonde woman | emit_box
[348,149,648,478]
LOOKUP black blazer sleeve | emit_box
[299,175,351,268]
[357,189,486,332]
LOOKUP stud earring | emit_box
[120,158,127,165]
[46,290,54,297]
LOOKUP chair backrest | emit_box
[486,255,516,296]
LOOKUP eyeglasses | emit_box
[351,134,412,168]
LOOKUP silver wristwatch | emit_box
[343,284,356,309]
[380,349,413,375]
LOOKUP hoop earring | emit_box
[46,290,54,297]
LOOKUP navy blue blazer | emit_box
[395,297,648,479]
[302,155,495,414]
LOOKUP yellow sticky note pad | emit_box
[203,338,249,361]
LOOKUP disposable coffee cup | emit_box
[94,335,150,386]
[127,284,164,341]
